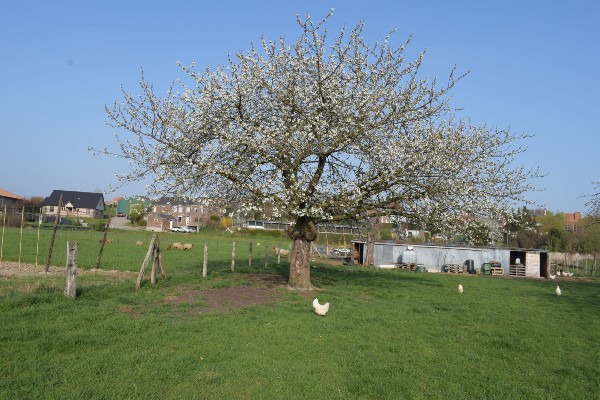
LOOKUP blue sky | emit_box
[1,0,598,213]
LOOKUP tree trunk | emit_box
[287,216,318,289]
[288,238,312,289]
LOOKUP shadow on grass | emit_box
[310,264,443,290]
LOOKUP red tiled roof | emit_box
[0,187,24,200]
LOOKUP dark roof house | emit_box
[41,190,105,219]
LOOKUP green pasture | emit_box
[0,228,599,399]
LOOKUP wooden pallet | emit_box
[509,264,526,277]
[397,263,416,271]
[446,264,465,273]
[490,267,504,276]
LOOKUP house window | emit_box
[50,206,54,212]
[194,208,198,212]
[186,216,190,225]
[186,206,190,213]
[178,216,182,223]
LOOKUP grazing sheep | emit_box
[172,242,184,250]
[106,238,113,244]
[166,243,173,250]
[183,243,193,251]
[99,238,113,244]
[135,241,144,247]
[273,247,290,257]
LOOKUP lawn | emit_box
[0,228,599,399]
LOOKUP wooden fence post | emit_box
[136,234,160,289]
[36,207,42,266]
[18,206,24,266]
[249,242,253,268]
[46,194,63,272]
[65,241,77,298]
[277,242,281,264]
[231,241,236,272]
[150,236,160,285]
[264,246,268,268]
[96,205,115,269]
[0,205,6,262]
[202,243,208,278]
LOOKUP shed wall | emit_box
[373,243,510,273]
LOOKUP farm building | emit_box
[0,187,24,211]
[116,196,152,217]
[351,240,550,278]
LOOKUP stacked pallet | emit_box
[509,264,526,277]
[446,264,465,273]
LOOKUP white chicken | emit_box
[549,274,556,280]
[555,285,562,296]
[458,284,464,295]
[312,298,330,316]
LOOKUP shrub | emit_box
[92,220,107,232]
[221,216,233,229]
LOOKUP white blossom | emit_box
[98,12,539,285]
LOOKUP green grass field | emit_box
[0,228,599,399]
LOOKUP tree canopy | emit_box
[101,12,538,287]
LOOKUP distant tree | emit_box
[26,196,44,207]
[128,207,145,226]
[545,228,564,251]
[100,12,538,288]
[504,207,541,248]
[578,216,600,275]
[535,210,566,234]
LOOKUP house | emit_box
[0,187,24,211]
[41,190,105,220]
[146,198,225,231]
[146,213,175,232]
[562,212,582,232]
[107,196,123,207]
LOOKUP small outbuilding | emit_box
[351,240,550,278]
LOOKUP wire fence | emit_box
[0,221,298,279]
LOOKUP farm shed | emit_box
[351,240,549,278]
